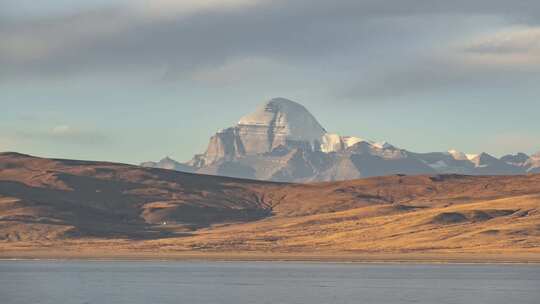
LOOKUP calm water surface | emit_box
[1,260,539,304]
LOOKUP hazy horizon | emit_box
[2,0,539,164]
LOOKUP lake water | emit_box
[1,260,539,304]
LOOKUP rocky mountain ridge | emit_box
[143,98,539,182]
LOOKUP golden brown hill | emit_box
[1,152,540,261]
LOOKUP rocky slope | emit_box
[143,97,539,182]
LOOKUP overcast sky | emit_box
[1,0,539,163]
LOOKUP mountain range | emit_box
[142,98,540,182]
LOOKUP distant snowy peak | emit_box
[447,149,468,161]
[141,97,537,182]
[501,152,530,167]
[232,97,391,155]
[141,157,193,172]
[469,152,495,167]
[447,149,478,161]
[466,154,479,161]
[526,151,540,173]
[342,136,367,147]
[447,151,513,169]
[320,134,377,153]
[373,141,394,149]
[184,98,349,168]
[237,97,326,143]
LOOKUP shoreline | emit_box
[2,251,540,264]
[2,259,539,265]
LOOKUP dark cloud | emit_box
[340,55,540,100]
[2,0,540,97]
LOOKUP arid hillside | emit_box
[0,152,279,240]
[1,152,540,260]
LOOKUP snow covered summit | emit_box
[238,97,327,143]
[142,98,539,182]
[235,98,327,154]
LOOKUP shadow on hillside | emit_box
[0,174,271,240]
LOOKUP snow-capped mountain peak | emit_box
[465,153,479,161]
[142,97,537,182]
[373,141,393,149]
[141,156,194,172]
[238,97,326,143]
[446,150,478,161]
[501,152,530,167]
[447,149,468,161]
[470,152,493,165]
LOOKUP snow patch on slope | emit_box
[448,149,469,161]
[466,153,479,161]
